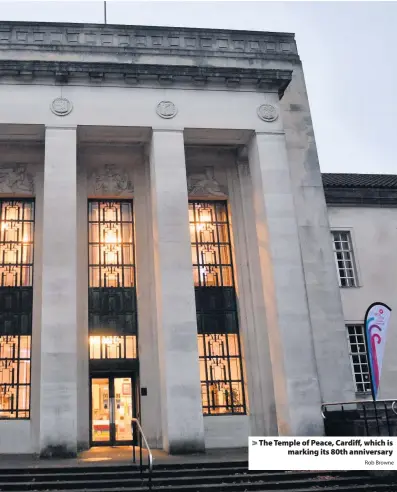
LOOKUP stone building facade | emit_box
[0,20,356,456]
[323,174,397,401]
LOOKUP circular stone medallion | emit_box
[257,103,278,122]
[51,97,73,116]
[156,101,178,119]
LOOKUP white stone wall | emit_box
[0,53,354,453]
[204,415,250,449]
[327,206,397,399]
[133,149,163,449]
[281,66,356,406]
[39,126,78,457]
[0,420,33,454]
[0,84,270,131]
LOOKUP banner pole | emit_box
[104,1,107,24]
[363,302,377,403]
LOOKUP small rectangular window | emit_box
[346,324,371,393]
[332,231,357,287]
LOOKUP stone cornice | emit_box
[0,60,292,96]
[0,21,299,62]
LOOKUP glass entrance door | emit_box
[91,375,135,446]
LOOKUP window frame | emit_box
[0,198,35,420]
[87,199,136,289]
[87,199,138,362]
[345,323,372,395]
[331,229,359,288]
[189,200,247,416]
[0,335,31,419]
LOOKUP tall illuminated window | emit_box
[0,200,34,419]
[88,201,137,359]
[189,201,246,415]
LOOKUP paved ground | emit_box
[0,446,248,469]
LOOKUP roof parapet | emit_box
[0,21,299,63]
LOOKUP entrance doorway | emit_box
[90,374,136,446]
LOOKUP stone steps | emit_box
[0,461,396,492]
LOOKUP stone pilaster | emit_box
[134,149,162,448]
[281,66,356,403]
[247,131,323,436]
[149,129,205,453]
[39,125,78,456]
[227,158,278,437]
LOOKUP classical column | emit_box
[39,125,78,456]
[149,129,205,453]
[247,131,323,436]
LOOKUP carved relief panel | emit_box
[87,163,134,197]
[0,164,35,195]
[187,166,228,198]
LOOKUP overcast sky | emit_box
[1,1,396,174]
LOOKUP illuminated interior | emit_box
[189,202,233,287]
[189,201,246,414]
[198,333,244,414]
[88,200,137,444]
[89,335,136,359]
[91,377,133,442]
[0,336,31,419]
[88,200,137,362]
[0,200,34,420]
[88,201,134,288]
[0,201,34,287]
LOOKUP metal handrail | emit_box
[321,399,397,418]
[131,418,153,490]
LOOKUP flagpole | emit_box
[104,1,107,24]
